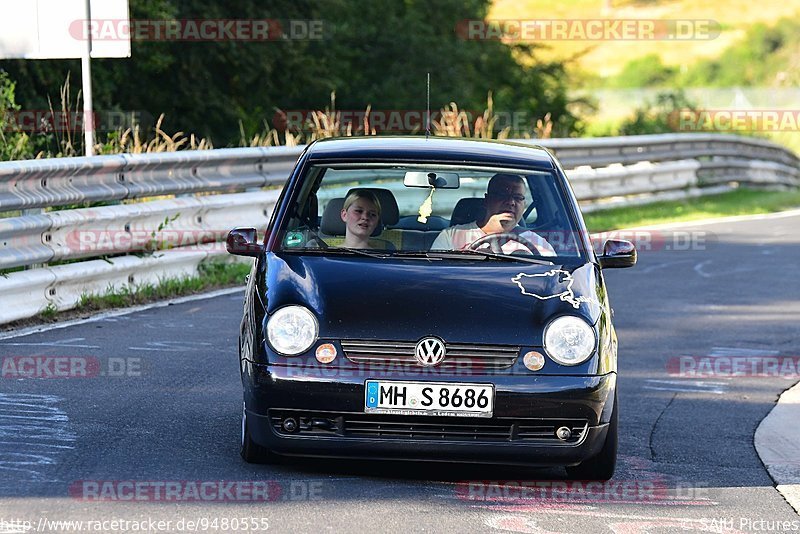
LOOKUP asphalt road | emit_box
[1,212,799,533]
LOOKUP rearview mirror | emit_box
[404,171,460,189]
[599,239,637,269]
[226,227,263,257]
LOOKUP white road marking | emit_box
[645,379,728,386]
[0,414,69,422]
[0,394,75,486]
[0,441,74,450]
[142,322,195,329]
[693,260,713,278]
[127,340,214,351]
[643,379,727,395]
[692,262,770,279]
[0,402,66,413]
[634,259,694,274]
[0,337,99,348]
[710,347,780,357]
[642,386,726,394]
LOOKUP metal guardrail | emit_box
[0,133,797,325]
[0,146,302,212]
[0,191,280,270]
[534,133,800,169]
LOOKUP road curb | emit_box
[0,286,244,341]
[755,381,800,514]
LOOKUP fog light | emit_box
[556,426,572,441]
[315,343,337,364]
[523,351,545,371]
[282,418,298,433]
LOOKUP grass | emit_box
[583,188,800,231]
[47,260,250,318]
[39,302,58,320]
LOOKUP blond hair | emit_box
[343,189,381,216]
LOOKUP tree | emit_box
[0,0,581,146]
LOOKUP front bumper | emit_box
[242,361,616,467]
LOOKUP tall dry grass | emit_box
[431,93,513,139]
[245,93,378,147]
[101,114,213,154]
[244,92,556,146]
[32,75,213,157]
[18,78,556,156]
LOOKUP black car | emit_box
[227,136,636,480]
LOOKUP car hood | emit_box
[265,253,604,346]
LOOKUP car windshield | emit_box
[277,163,586,259]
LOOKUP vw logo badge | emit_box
[415,337,446,367]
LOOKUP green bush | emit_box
[617,90,697,136]
[612,54,677,88]
[0,70,36,160]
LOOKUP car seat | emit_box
[449,198,485,226]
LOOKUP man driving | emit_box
[431,173,556,256]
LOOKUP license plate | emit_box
[364,380,494,417]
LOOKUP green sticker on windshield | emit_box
[285,232,304,247]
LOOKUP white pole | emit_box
[81,0,95,156]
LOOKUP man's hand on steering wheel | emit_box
[467,232,540,254]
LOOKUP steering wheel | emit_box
[467,232,540,254]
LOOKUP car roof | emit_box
[305,136,555,170]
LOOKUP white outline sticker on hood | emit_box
[511,269,599,309]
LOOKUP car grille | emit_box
[341,340,519,370]
[270,410,588,444]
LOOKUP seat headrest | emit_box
[320,197,383,237]
[450,198,485,226]
[320,198,347,235]
[345,188,399,226]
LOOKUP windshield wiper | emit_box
[444,249,555,265]
[332,247,391,259]
[287,247,390,259]
[389,251,440,260]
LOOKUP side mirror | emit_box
[599,239,637,269]
[226,227,263,257]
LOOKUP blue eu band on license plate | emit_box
[365,380,494,417]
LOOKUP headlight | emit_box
[543,316,596,366]
[266,306,318,356]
